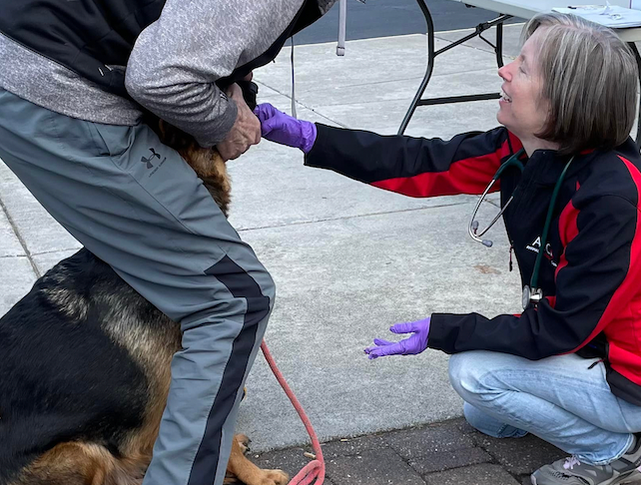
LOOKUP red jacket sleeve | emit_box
[304,124,522,197]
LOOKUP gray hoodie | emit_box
[0,0,336,147]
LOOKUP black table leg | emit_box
[398,0,512,135]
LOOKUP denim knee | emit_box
[450,353,528,439]
[463,402,528,438]
[448,351,487,403]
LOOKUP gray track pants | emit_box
[0,87,275,485]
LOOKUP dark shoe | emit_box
[531,436,641,485]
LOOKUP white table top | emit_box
[449,0,641,41]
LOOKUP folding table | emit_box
[399,0,641,141]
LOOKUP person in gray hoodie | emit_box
[0,1,335,484]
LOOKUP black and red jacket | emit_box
[306,123,641,406]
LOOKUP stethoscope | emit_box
[468,148,575,310]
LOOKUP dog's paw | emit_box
[234,434,251,453]
[259,469,289,485]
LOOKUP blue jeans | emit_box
[448,351,641,465]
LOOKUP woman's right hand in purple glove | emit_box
[364,318,431,360]
[254,103,317,153]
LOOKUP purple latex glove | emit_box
[364,317,431,360]
[254,103,317,153]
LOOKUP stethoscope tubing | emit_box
[529,154,574,293]
[469,148,575,309]
[468,149,525,246]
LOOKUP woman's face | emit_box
[497,28,550,142]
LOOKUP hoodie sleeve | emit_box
[125,0,306,148]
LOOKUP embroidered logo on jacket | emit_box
[141,148,161,169]
[526,236,558,268]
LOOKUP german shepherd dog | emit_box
[0,81,289,485]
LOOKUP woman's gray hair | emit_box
[523,12,638,154]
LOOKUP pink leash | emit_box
[260,340,325,485]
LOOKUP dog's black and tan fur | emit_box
[0,81,288,485]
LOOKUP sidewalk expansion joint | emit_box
[237,200,469,233]
[0,196,41,278]
[0,254,29,260]
[254,81,349,129]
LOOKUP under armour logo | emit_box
[141,148,161,169]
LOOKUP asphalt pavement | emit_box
[297,0,523,44]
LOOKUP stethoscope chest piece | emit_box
[522,285,543,310]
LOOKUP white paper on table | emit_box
[553,5,641,27]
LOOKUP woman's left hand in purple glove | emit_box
[364,317,431,360]
[253,103,317,153]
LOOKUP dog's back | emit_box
[0,249,180,485]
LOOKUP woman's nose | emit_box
[498,63,512,81]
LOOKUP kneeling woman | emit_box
[256,12,641,485]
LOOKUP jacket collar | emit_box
[524,149,591,186]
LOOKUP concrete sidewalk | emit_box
[0,24,621,484]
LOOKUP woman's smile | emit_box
[499,87,512,104]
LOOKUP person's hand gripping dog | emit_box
[364,317,431,359]
[217,82,262,161]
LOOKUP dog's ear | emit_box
[157,119,168,139]
[215,77,259,110]
[235,80,259,111]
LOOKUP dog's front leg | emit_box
[224,434,289,485]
